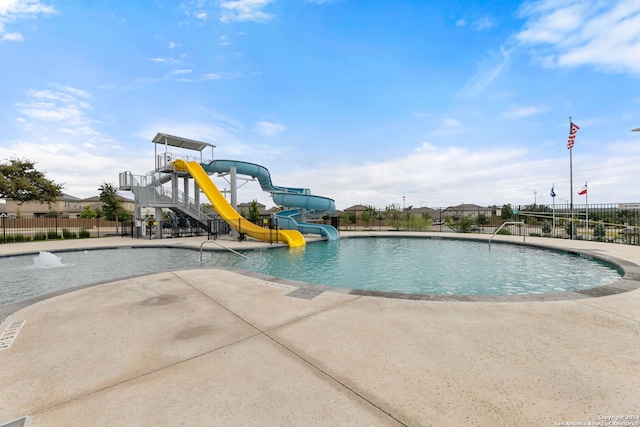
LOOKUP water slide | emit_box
[201,160,339,240]
[172,159,306,248]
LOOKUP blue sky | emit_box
[1,0,639,211]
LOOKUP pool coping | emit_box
[2,234,640,314]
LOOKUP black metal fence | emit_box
[341,203,640,245]
[4,203,640,246]
[0,216,122,244]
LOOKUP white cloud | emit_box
[502,105,545,119]
[516,0,640,74]
[17,88,94,126]
[0,139,151,198]
[0,0,56,42]
[442,118,461,128]
[472,17,495,30]
[255,120,285,136]
[458,46,511,98]
[268,138,640,210]
[168,68,192,77]
[220,0,274,23]
[1,31,22,41]
[456,16,495,31]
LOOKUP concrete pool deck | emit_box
[0,232,639,426]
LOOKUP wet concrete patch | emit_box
[141,294,181,306]
[175,325,216,340]
[285,288,325,300]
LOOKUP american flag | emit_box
[567,122,579,149]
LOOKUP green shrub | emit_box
[445,215,478,233]
[79,229,91,239]
[565,220,577,238]
[593,223,606,241]
[47,230,60,240]
[62,229,77,239]
[3,235,15,243]
[14,234,30,242]
[496,228,512,235]
[541,220,551,235]
[529,232,541,237]
[33,232,48,241]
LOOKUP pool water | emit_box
[234,238,622,295]
[0,237,623,306]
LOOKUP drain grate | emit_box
[0,320,26,351]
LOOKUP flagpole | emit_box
[585,181,589,239]
[552,187,556,237]
[569,117,574,239]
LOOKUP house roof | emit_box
[344,204,368,211]
[81,195,134,203]
[61,193,82,201]
[445,203,487,210]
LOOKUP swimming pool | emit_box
[0,237,624,306]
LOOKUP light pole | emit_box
[534,191,537,205]
[402,196,407,231]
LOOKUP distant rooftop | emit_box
[152,132,216,152]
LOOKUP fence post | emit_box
[2,215,4,244]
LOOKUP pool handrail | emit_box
[200,240,249,261]
[489,222,526,250]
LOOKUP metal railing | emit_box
[200,240,248,261]
[489,222,525,250]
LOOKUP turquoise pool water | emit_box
[231,237,622,295]
[0,237,623,306]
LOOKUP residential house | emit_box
[4,194,135,218]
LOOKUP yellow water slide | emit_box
[172,159,306,248]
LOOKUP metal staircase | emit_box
[119,168,217,226]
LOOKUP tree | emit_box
[476,213,489,225]
[0,157,64,203]
[385,203,402,230]
[80,206,97,219]
[360,205,377,229]
[99,183,132,221]
[501,204,513,220]
[341,211,357,230]
[247,200,261,222]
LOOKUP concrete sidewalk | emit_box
[1,233,639,426]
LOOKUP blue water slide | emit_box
[200,160,339,240]
[275,209,340,240]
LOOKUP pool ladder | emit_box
[488,221,526,250]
